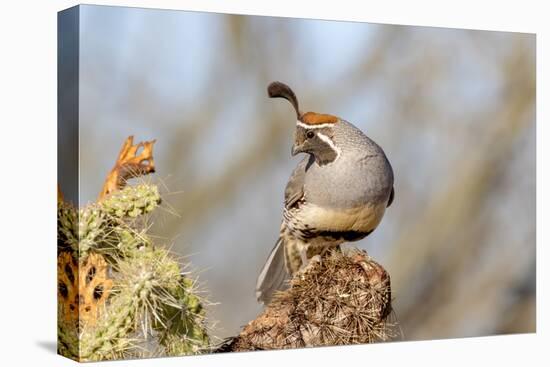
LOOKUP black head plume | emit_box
[267,81,301,119]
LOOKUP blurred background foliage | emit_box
[75,5,535,341]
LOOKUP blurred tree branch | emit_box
[386,36,535,338]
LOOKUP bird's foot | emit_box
[297,255,322,278]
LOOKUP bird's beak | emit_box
[291,143,300,156]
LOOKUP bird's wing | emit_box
[387,186,395,207]
[284,155,313,210]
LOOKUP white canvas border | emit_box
[0,1,545,366]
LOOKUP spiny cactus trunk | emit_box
[217,249,396,352]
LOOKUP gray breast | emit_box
[304,123,393,209]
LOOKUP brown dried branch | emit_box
[98,136,156,200]
[58,251,113,328]
[58,252,79,325]
[217,250,395,352]
[58,184,65,204]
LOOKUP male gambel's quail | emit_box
[255,81,395,304]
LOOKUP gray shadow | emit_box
[36,340,57,354]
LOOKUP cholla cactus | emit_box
[57,137,209,362]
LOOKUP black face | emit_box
[292,126,339,165]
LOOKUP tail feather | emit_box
[255,238,288,304]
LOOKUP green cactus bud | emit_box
[101,184,161,219]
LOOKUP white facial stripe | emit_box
[316,132,341,159]
[296,121,336,129]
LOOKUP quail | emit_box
[255,81,395,304]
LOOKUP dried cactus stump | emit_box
[219,249,395,352]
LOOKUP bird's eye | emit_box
[306,131,315,139]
